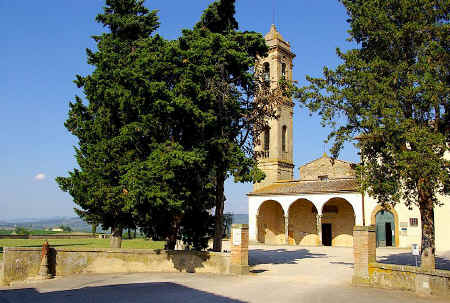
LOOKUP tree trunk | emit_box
[418,186,436,270]
[213,169,226,252]
[134,229,137,239]
[166,233,177,250]
[91,224,97,236]
[110,227,123,248]
[127,229,131,239]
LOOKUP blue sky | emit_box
[0,0,359,220]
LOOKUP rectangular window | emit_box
[318,175,328,182]
[323,205,338,213]
[409,218,418,227]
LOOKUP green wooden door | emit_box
[376,210,395,247]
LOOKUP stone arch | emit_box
[321,198,355,247]
[288,199,320,246]
[370,205,400,247]
[257,200,285,245]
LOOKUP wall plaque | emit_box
[232,228,241,246]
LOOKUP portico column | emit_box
[284,216,289,245]
[256,215,261,243]
[316,214,322,246]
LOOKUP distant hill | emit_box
[231,214,248,225]
[1,213,249,232]
[0,217,95,232]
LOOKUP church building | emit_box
[248,25,450,252]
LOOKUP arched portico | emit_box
[288,199,320,246]
[257,200,285,244]
[321,198,355,247]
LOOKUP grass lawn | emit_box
[0,238,165,259]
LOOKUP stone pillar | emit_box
[316,214,322,246]
[231,224,249,275]
[284,216,289,245]
[38,241,52,279]
[352,225,376,286]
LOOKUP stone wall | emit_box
[368,263,450,297]
[1,247,231,285]
[323,198,355,247]
[288,200,319,246]
[257,201,285,244]
[353,225,450,297]
[299,154,355,180]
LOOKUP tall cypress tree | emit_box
[56,0,159,248]
[178,0,280,251]
[297,0,449,268]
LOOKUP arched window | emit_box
[264,129,270,151]
[263,62,270,83]
[282,126,287,152]
[281,63,286,79]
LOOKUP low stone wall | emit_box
[353,225,450,297]
[1,247,231,285]
[368,262,450,297]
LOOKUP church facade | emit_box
[248,25,450,252]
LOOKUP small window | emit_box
[282,126,287,152]
[282,63,286,79]
[323,205,338,213]
[410,218,418,227]
[318,175,328,182]
[264,129,270,151]
[263,62,270,82]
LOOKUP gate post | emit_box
[352,225,376,286]
[231,224,249,275]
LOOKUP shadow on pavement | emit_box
[377,253,450,270]
[0,282,245,303]
[249,248,326,266]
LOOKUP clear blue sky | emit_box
[0,0,359,221]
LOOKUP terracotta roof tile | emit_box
[250,178,359,195]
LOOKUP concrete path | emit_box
[1,245,449,303]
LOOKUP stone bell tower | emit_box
[253,25,295,191]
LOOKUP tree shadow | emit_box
[377,253,450,270]
[165,251,211,273]
[0,282,245,303]
[249,248,327,266]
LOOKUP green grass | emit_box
[0,238,165,259]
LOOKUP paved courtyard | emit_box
[1,245,449,303]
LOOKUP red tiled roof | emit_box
[249,178,359,195]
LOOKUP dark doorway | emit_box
[322,224,332,246]
[385,222,393,247]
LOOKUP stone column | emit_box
[316,214,322,246]
[231,224,249,275]
[352,225,376,286]
[284,216,289,245]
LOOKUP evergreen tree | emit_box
[179,0,280,251]
[56,0,160,248]
[297,0,449,269]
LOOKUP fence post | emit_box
[352,225,376,286]
[231,224,249,275]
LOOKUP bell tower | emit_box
[254,25,295,191]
